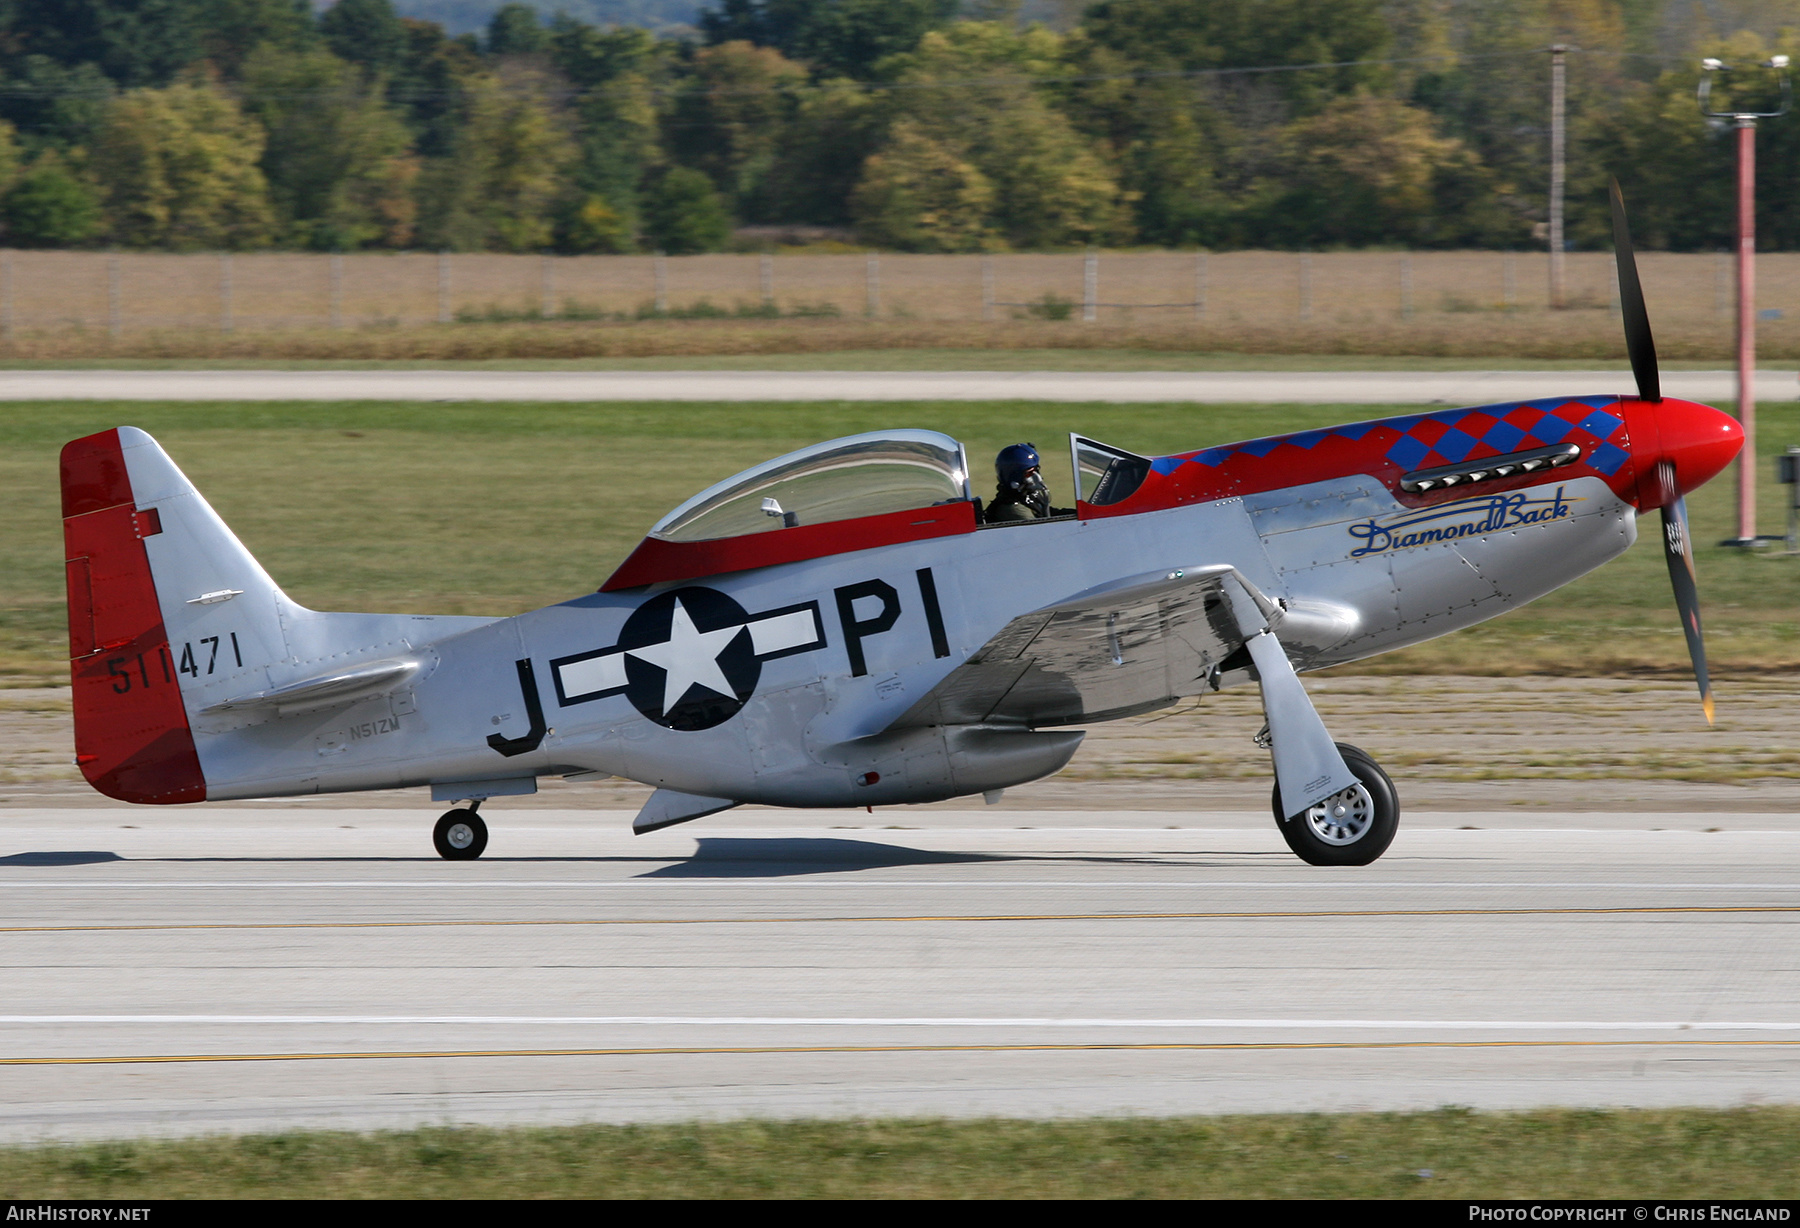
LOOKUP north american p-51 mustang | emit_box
[60,191,1742,865]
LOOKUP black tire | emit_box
[433,809,488,860]
[1269,743,1398,867]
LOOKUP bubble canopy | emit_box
[649,429,973,543]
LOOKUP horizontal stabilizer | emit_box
[200,659,419,716]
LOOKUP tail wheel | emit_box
[1270,743,1398,867]
[433,809,488,860]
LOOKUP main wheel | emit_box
[433,809,488,860]
[1270,743,1398,867]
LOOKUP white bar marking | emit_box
[750,608,818,655]
[557,652,627,699]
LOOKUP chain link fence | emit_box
[0,248,1783,341]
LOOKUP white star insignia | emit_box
[625,597,744,714]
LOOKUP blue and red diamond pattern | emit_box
[1380,397,1628,476]
[1152,396,1629,478]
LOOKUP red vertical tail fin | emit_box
[60,429,205,803]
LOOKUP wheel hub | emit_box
[446,822,475,849]
[1303,782,1374,845]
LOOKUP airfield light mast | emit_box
[1549,44,1570,309]
[1701,54,1791,547]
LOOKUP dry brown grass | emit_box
[0,313,1793,362]
[2,248,1793,361]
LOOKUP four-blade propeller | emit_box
[1610,178,1715,724]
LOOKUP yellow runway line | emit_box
[11,1038,1800,1066]
[0,904,1797,935]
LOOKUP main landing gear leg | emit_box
[433,800,489,860]
[1219,572,1398,866]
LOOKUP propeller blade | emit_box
[1659,487,1714,724]
[1612,184,1706,717]
[1610,178,1662,403]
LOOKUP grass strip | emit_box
[2,1109,1797,1198]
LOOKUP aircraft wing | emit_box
[889,564,1274,729]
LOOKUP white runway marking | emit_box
[4,1015,1799,1031]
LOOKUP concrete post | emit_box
[108,254,121,339]
[219,252,232,333]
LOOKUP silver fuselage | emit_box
[187,471,1632,806]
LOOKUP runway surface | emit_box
[2,806,1798,1141]
[0,368,1787,404]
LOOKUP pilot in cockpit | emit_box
[985,442,1071,522]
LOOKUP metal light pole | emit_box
[1548,44,1569,309]
[1701,55,1791,547]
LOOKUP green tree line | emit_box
[0,0,1796,253]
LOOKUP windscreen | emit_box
[1071,435,1152,507]
[651,430,971,542]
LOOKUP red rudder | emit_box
[60,429,205,804]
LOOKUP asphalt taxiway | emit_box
[2,806,1798,1141]
[0,368,1790,403]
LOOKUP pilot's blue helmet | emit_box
[996,442,1041,491]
